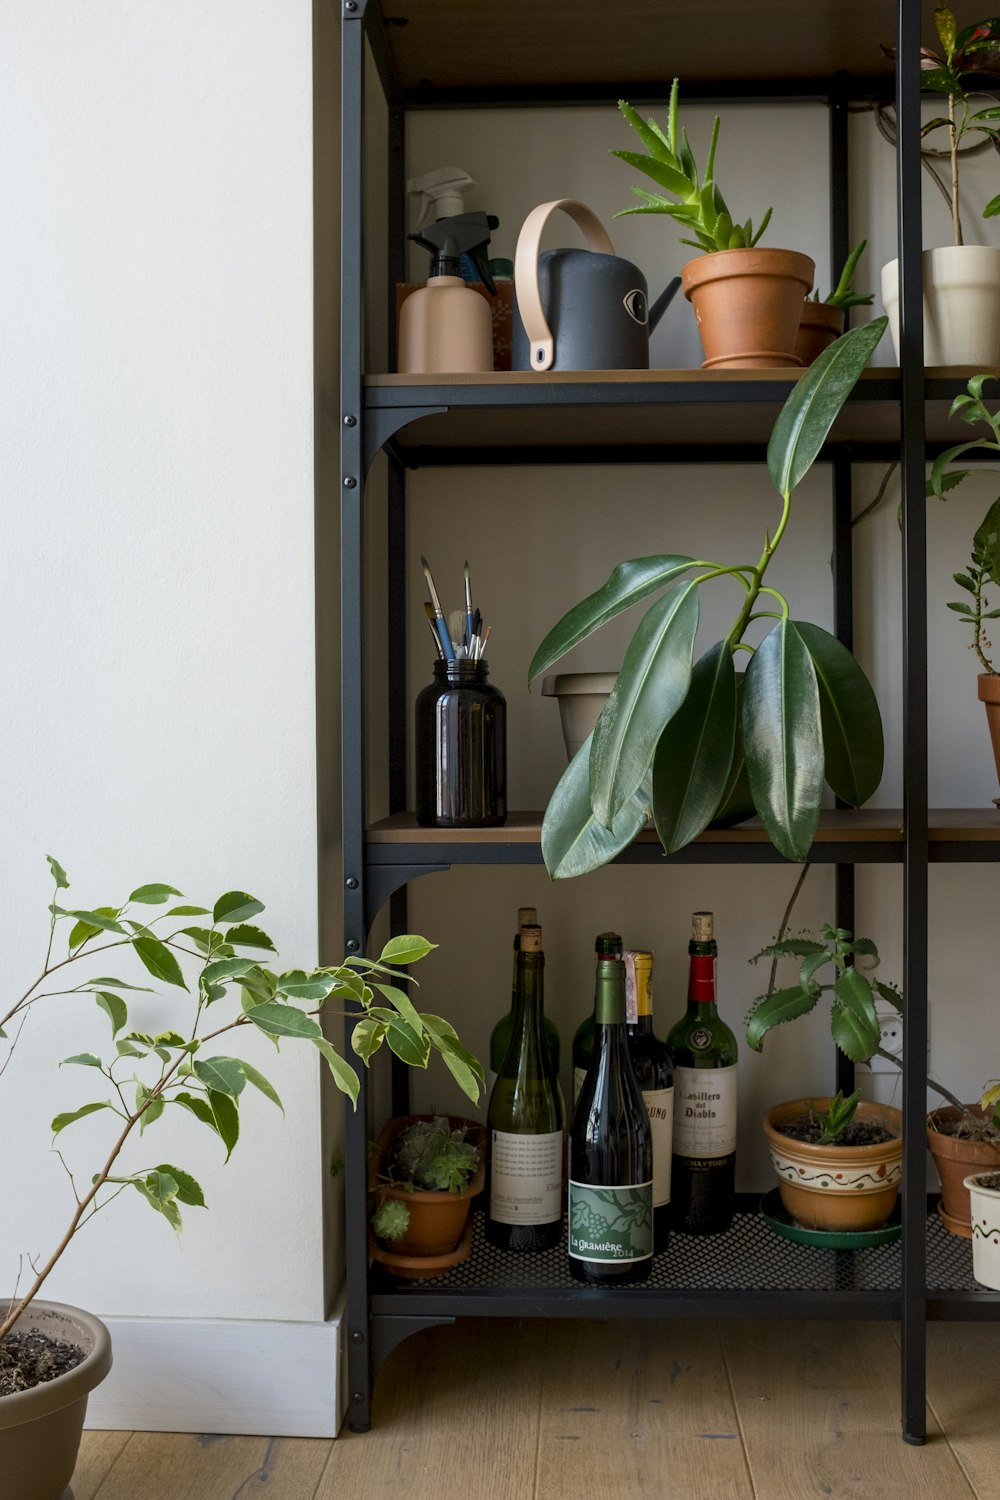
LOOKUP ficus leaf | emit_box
[154,1164,205,1207]
[132,934,187,989]
[212,891,265,926]
[95,991,128,1037]
[379,934,436,967]
[313,1036,360,1107]
[192,1056,247,1097]
[46,855,69,890]
[129,883,183,904]
[245,1003,322,1041]
[52,1101,114,1137]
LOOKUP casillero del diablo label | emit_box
[672,1064,737,1158]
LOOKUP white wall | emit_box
[0,0,326,1349]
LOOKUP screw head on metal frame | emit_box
[347,938,359,952]
[344,414,357,427]
[346,876,359,889]
[344,476,357,488]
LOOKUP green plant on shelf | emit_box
[806,240,875,309]
[370,1115,482,1243]
[809,1089,862,1144]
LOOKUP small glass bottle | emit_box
[415,659,506,827]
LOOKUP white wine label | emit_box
[490,1130,563,1225]
[643,1085,673,1207]
[568,1181,653,1264]
[672,1065,737,1158]
[573,1065,587,1105]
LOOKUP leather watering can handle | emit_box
[515,199,615,372]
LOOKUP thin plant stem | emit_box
[765,862,812,1001]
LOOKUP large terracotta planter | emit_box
[681,247,815,369]
[0,1300,112,1500]
[928,1106,1000,1236]
[967,1171,1000,1289]
[978,674,1000,805]
[369,1115,485,1278]
[763,1098,903,1232]
[795,301,845,366]
[881,245,1000,365]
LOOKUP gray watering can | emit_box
[512,198,680,371]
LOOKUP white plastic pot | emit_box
[966,1171,1000,1289]
[881,246,1000,365]
[541,673,616,761]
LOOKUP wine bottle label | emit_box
[643,1086,673,1207]
[672,1065,737,1158]
[573,1065,586,1105]
[568,1181,653,1264]
[490,1130,563,1225]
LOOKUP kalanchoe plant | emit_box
[806,240,875,310]
[613,79,772,253]
[529,320,887,876]
[1,858,482,1344]
[809,1089,862,1144]
[883,7,1000,243]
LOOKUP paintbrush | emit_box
[423,602,445,659]
[463,561,474,649]
[420,554,455,660]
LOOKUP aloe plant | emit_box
[613,80,772,253]
[807,240,875,310]
[529,319,888,876]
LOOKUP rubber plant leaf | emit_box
[793,621,884,806]
[652,640,737,853]
[528,555,694,684]
[742,619,823,862]
[542,733,651,879]
[711,674,756,827]
[767,318,887,499]
[590,579,700,827]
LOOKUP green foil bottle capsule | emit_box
[572,931,624,1105]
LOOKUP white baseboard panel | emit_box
[85,1301,345,1438]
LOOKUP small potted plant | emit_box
[0,857,481,1500]
[613,79,815,368]
[928,373,1000,801]
[966,1087,1000,1287]
[930,1084,1000,1235]
[881,8,1000,365]
[795,241,875,365]
[369,1114,486,1278]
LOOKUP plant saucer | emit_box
[759,1188,902,1249]
[368,1217,474,1280]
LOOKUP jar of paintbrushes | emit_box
[415,557,506,827]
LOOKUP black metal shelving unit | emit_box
[337,0,1000,1441]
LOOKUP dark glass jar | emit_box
[415,659,506,827]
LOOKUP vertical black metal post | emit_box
[896,0,929,1446]
[832,455,857,1097]
[340,0,373,1434]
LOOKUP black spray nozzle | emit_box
[409,211,499,294]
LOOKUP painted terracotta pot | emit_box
[763,1097,903,1232]
[967,1171,1000,1289]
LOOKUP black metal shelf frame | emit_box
[336,0,980,1442]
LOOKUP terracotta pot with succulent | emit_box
[881,8,1000,365]
[1,857,481,1500]
[614,80,814,368]
[529,321,887,879]
[369,1114,486,1278]
[928,373,1000,803]
[795,241,875,366]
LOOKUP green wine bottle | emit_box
[624,950,673,1254]
[487,924,565,1251]
[489,907,560,1099]
[568,953,652,1283]
[572,931,624,1105]
[666,912,738,1235]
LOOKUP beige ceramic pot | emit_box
[763,1097,903,1232]
[0,1300,112,1500]
[927,1105,1000,1236]
[794,301,845,365]
[881,246,1000,365]
[681,247,815,369]
[541,672,617,761]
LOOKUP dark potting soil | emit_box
[0,1327,84,1397]
[777,1114,896,1147]
[975,1171,1000,1191]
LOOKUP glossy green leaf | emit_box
[350,1015,387,1062]
[314,1037,360,1108]
[129,883,183,904]
[166,905,210,917]
[541,733,651,879]
[69,910,117,950]
[174,1091,216,1131]
[652,640,736,852]
[239,1060,283,1111]
[208,1089,239,1160]
[591,580,700,825]
[154,1164,205,1207]
[54,906,125,936]
[792,621,883,806]
[767,318,887,499]
[746,984,821,1052]
[193,1056,247,1097]
[93,993,126,1038]
[710,675,756,827]
[930,439,996,496]
[47,855,69,889]
[975,497,1000,581]
[373,982,424,1034]
[420,1013,485,1104]
[224,924,276,951]
[61,1053,103,1069]
[200,957,261,987]
[213,891,265,926]
[379,934,436,966]
[132,934,187,989]
[84,976,153,991]
[51,1100,114,1137]
[276,970,339,1002]
[139,1095,165,1133]
[742,620,823,861]
[245,1002,322,1040]
[831,967,881,1061]
[528,555,695,684]
[383,1015,431,1068]
[132,1174,182,1232]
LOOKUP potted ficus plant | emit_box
[529,319,887,878]
[368,1113,486,1278]
[0,857,481,1500]
[928,373,1000,802]
[881,7,1000,365]
[613,79,815,368]
[795,241,875,365]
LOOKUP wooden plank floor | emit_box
[73,1319,1000,1499]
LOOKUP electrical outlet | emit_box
[865,1004,903,1073]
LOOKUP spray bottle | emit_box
[398,211,499,374]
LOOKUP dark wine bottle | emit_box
[487,924,565,1251]
[666,912,738,1235]
[571,931,624,1105]
[624,949,673,1254]
[489,906,560,1098]
[568,953,652,1283]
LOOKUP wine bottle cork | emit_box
[520,923,542,953]
[692,911,714,942]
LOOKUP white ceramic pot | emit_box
[966,1170,1000,1289]
[881,245,1000,365]
[541,672,616,761]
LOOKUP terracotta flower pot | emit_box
[762,1097,903,1232]
[967,1171,1000,1289]
[794,301,845,366]
[0,1300,112,1500]
[978,674,1000,804]
[369,1115,486,1277]
[927,1105,1000,1236]
[681,247,815,369]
